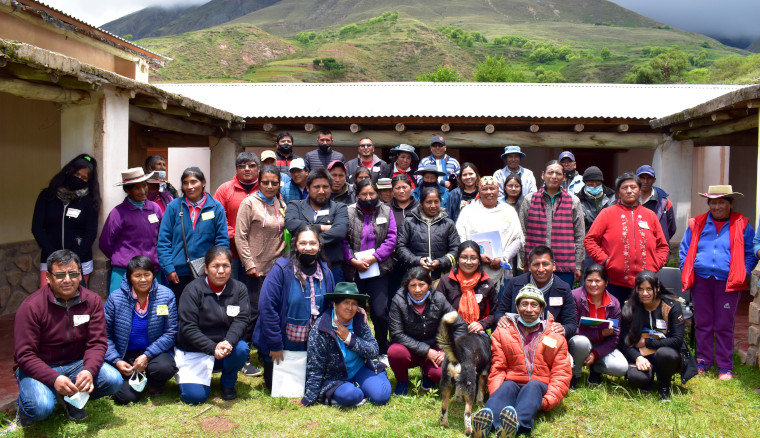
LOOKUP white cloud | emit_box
[41,0,210,26]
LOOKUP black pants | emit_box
[626,347,681,389]
[259,353,274,392]
[355,275,390,355]
[112,350,177,405]
[168,275,195,303]
[243,275,264,344]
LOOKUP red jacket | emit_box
[488,314,571,411]
[214,175,258,257]
[584,203,670,288]
[13,285,108,386]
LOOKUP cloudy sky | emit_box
[41,0,760,47]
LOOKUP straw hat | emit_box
[698,185,743,199]
[114,168,154,186]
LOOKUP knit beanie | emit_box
[582,166,604,183]
[515,284,546,308]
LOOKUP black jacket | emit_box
[176,276,250,355]
[345,155,390,184]
[576,185,616,233]
[31,190,98,263]
[494,273,578,339]
[303,149,346,170]
[284,197,349,265]
[396,206,460,279]
[389,198,419,233]
[436,269,499,330]
[619,296,684,362]
[389,290,466,357]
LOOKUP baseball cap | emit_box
[636,165,655,177]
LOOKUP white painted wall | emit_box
[168,147,211,195]
[653,138,694,243]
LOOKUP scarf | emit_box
[131,289,150,315]
[525,188,575,272]
[294,263,324,320]
[454,269,481,324]
[56,186,89,204]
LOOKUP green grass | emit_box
[4,355,760,437]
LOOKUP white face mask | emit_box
[129,372,148,392]
[63,391,90,409]
[154,170,167,179]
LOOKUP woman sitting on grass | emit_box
[301,282,391,407]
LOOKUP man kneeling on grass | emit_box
[13,250,122,427]
[472,284,571,437]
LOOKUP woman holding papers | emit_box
[254,225,335,391]
[456,175,524,291]
[301,282,391,407]
[343,179,397,356]
[567,264,627,389]
[619,270,695,401]
[175,246,250,404]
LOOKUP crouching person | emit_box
[473,284,571,438]
[105,256,178,404]
[301,282,391,407]
[14,250,122,426]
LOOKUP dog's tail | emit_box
[437,311,461,377]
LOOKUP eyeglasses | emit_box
[237,164,258,169]
[359,143,373,148]
[51,271,80,280]
[459,256,479,262]
[260,180,279,187]
[506,184,521,190]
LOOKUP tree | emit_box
[535,70,565,83]
[475,56,526,82]
[625,64,664,84]
[529,47,556,63]
[416,66,462,82]
[123,34,133,41]
[650,48,689,82]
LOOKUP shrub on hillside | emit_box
[416,65,462,82]
[475,56,526,82]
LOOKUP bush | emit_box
[313,59,321,67]
[535,70,566,83]
[416,65,462,82]
[530,47,556,63]
[625,64,664,84]
[475,56,526,82]
[493,35,528,47]
[600,47,611,60]
[339,24,361,37]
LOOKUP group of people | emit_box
[15,133,759,435]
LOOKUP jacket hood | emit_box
[410,205,447,224]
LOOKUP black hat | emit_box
[582,166,604,183]
[324,282,369,304]
[414,164,446,177]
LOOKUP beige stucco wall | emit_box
[0,93,60,244]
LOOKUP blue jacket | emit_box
[411,184,450,212]
[281,180,307,204]
[302,311,383,406]
[679,213,756,280]
[104,276,178,364]
[253,257,335,355]
[642,186,677,242]
[157,193,229,277]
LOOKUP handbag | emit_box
[679,341,698,384]
[179,210,206,278]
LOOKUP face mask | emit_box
[408,291,430,305]
[518,316,541,327]
[358,198,379,211]
[586,185,603,196]
[278,144,293,154]
[63,391,90,409]
[297,251,318,266]
[421,181,438,189]
[66,174,88,191]
[154,170,167,179]
[318,144,331,153]
[129,372,147,392]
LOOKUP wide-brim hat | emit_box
[698,185,743,199]
[115,167,154,186]
[391,144,419,162]
[501,145,525,159]
[414,164,446,177]
[377,178,392,190]
[324,282,369,304]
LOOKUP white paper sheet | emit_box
[470,230,504,258]
[271,350,308,398]
[174,348,215,386]
[355,249,380,279]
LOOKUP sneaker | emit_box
[220,385,237,400]
[569,376,579,390]
[472,407,493,438]
[14,409,34,429]
[394,381,409,396]
[378,354,390,367]
[62,401,88,421]
[421,375,434,391]
[696,358,708,375]
[496,406,518,438]
[241,362,263,377]
[718,369,733,381]
[586,370,602,386]
[658,386,671,402]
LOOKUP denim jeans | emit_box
[16,360,122,422]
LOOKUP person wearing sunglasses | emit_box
[13,249,122,426]
[345,137,389,185]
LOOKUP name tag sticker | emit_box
[376,217,388,225]
[549,296,563,306]
[201,211,215,221]
[638,221,650,230]
[66,208,81,218]
[316,210,329,217]
[475,293,484,303]
[148,214,159,224]
[227,305,240,317]
[542,336,557,349]
[73,314,90,326]
[656,319,667,330]
[156,305,169,316]
[372,168,380,172]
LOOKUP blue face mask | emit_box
[154,170,167,179]
[518,316,541,327]
[408,291,430,305]
[586,185,603,196]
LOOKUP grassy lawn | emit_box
[4,354,759,437]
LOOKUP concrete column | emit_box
[210,137,241,194]
[652,136,694,243]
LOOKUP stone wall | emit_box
[0,240,41,316]
[746,269,760,368]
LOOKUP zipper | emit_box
[427,221,432,260]
[61,202,70,248]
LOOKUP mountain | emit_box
[102,0,279,40]
[748,37,760,53]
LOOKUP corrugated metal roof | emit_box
[155,83,745,120]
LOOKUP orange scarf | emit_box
[455,269,481,324]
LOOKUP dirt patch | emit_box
[201,416,238,433]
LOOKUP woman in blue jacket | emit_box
[104,256,178,404]
[157,167,229,301]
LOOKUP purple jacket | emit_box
[571,286,622,360]
[99,198,163,269]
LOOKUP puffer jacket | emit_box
[389,289,466,357]
[104,276,178,364]
[396,206,460,278]
[302,311,384,406]
[488,313,571,411]
[577,185,616,233]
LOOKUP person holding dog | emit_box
[437,241,499,332]
[472,284,571,438]
[388,267,466,395]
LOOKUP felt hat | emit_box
[698,185,743,199]
[501,145,526,159]
[414,164,446,177]
[115,168,154,186]
[324,282,369,304]
[377,178,392,190]
[515,284,545,308]
[391,144,419,161]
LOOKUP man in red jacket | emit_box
[14,250,121,426]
